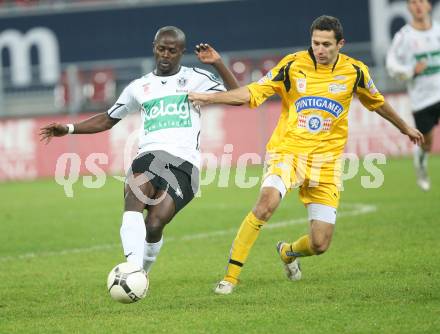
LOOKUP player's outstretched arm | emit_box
[374,101,424,145]
[39,112,119,144]
[189,86,250,107]
[195,43,239,90]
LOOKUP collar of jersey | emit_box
[152,66,183,77]
[308,47,339,72]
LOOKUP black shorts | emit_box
[129,151,199,213]
[413,101,440,134]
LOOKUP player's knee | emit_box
[422,141,432,152]
[422,132,433,151]
[311,238,330,255]
[146,211,172,235]
[253,188,281,221]
[145,219,164,239]
[253,201,277,221]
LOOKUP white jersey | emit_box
[386,21,440,112]
[107,66,226,168]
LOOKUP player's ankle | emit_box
[224,276,238,285]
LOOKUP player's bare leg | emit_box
[414,129,433,191]
[252,186,283,221]
[309,220,334,254]
[215,186,282,294]
[124,173,156,212]
[145,191,175,242]
[277,202,336,281]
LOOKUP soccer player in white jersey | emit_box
[387,0,440,191]
[40,26,239,280]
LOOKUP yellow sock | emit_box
[224,212,266,285]
[292,234,316,256]
[281,234,316,263]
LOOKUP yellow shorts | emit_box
[263,153,340,208]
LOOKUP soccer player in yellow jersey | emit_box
[189,15,424,294]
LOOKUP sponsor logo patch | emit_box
[297,114,332,133]
[210,72,220,81]
[257,71,273,84]
[142,94,192,132]
[367,79,378,95]
[328,83,347,94]
[295,96,343,117]
[142,83,150,94]
[276,162,290,170]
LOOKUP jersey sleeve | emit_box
[355,62,385,111]
[192,68,226,93]
[386,29,415,81]
[107,81,140,119]
[247,55,294,109]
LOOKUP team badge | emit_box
[177,76,187,87]
[296,78,306,93]
[307,115,323,133]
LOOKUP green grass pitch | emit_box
[0,157,439,333]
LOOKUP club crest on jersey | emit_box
[295,96,343,118]
[176,76,188,93]
[296,78,307,93]
[177,76,187,87]
[297,114,332,133]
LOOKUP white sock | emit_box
[414,146,428,170]
[120,211,146,269]
[143,237,163,273]
[421,149,428,170]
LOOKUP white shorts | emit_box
[261,174,287,198]
[307,203,337,224]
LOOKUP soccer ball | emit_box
[107,262,149,303]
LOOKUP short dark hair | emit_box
[153,26,186,46]
[310,15,344,42]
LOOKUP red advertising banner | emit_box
[0,93,439,181]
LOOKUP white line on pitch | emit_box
[0,203,376,262]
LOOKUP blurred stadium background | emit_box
[1,0,440,181]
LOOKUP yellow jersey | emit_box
[247,49,385,156]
